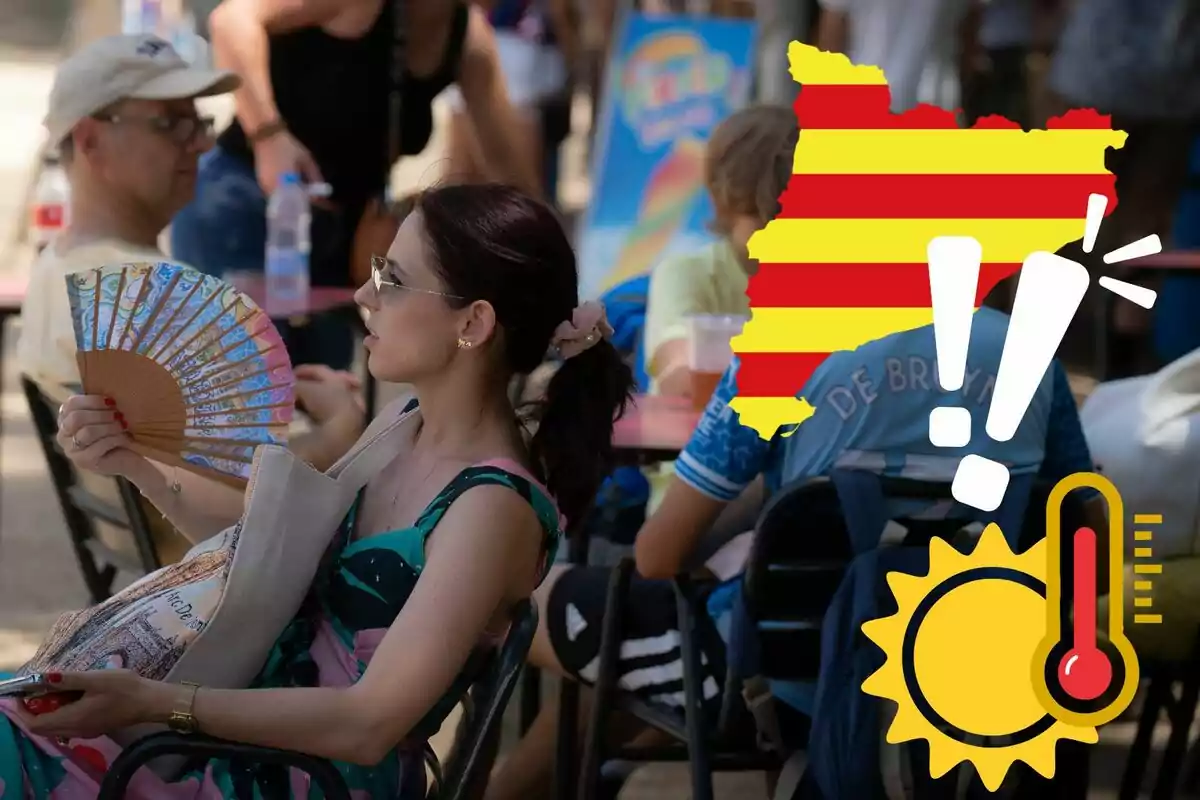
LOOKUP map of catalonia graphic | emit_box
[729,43,1126,439]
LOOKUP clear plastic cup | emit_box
[686,314,746,410]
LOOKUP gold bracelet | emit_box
[166,681,201,734]
[248,119,287,143]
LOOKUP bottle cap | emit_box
[306,182,333,199]
[280,171,301,187]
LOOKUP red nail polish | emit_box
[120,418,128,430]
[104,397,115,407]
[47,672,62,684]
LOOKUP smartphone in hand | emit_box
[0,673,51,698]
[0,674,83,715]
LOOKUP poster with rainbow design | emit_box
[576,12,755,300]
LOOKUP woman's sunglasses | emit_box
[370,255,463,299]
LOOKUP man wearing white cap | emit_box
[18,32,238,389]
[17,34,369,565]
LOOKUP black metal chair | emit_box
[1119,631,1200,800]
[574,473,1099,800]
[97,598,540,800]
[574,475,995,800]
[21,375,161,601]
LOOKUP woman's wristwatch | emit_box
[166,681,201,734]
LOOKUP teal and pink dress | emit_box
[0,455,562,799]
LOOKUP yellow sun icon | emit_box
[861,524,1099,791]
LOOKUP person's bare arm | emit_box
[123,458,246,544]
[208,0,351,134]
[289,410,364,472]
[650,339,692,398]
[815,5,850,53]
[140,486,543,763]
[958,0,986,92]
[289,366,367,471]
[210,0,351,188]
[456,6,542,197]
[635,477,729,579]
[545,0,580,74]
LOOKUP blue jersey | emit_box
[674,308,1096,714]
[676,308,1093,502]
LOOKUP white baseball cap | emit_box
[44,33,241,145]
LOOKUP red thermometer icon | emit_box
[1057,527,1111,701]
[1034,472,1139,728]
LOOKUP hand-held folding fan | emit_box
[66,261,295,486]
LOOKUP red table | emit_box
[612,393,703,461]
[1125,250,1200,272]
[229,276,359,318]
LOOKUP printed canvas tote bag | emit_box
[19,396,418,692]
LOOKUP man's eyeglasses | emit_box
[370,255,463,299]
[92,112,216,145]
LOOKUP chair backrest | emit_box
[435,598,539,800]
[739,473,1008,685]
[20,376,160,598]
[754,470,1101,797]
[739,469,1097,684]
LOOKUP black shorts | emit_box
[546,566,727,715]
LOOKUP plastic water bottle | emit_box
[30,154,69,254]
[265,171,311,315]
[123,0,200,64]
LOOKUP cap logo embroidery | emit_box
[136,37,171,58]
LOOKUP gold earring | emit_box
[457,337,472,349]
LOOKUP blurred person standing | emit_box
[537,0,581,204]
[1049,0,1200,377]
[962,0,1037,127]
[1049,0,1199,248]
[170,0,540,371]
[443,0,576,197]
[815,0,974,112]
[755,0,812,105]
[1151,136,1200,365]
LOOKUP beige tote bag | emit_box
[22,396,420,754]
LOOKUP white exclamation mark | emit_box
[927,236,982,448]
[1082,193,1108,254]
[952,251,1091,512]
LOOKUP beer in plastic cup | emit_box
[686,314,746,411]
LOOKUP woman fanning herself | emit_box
[0,184,634,798]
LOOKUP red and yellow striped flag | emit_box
[729,44,1126,438]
